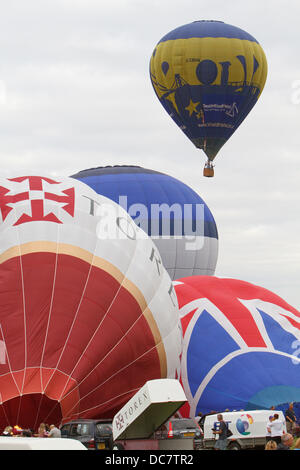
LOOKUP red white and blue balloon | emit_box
[174,276,300,417]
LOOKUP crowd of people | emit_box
[1,423,61,438]
[201,402,299,450]
[211,411,300,450]
[264,403,299,450]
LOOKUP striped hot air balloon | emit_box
[0,175,181,430]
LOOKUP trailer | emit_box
[112,379,194,450]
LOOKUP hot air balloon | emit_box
[173,276,300,418]
[0,175,181,430]
[150,21,268,177]
[71,165,218,280]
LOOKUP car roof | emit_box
[203,409,285,419]
[0,437,87,450]
[61,419,112,425]
[170,418,196,421]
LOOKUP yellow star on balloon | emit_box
[165,93,179,114]
[185,99,200,116]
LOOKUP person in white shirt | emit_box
[267,413,284,445]
[194,412,203,423]
[266,415,274,442]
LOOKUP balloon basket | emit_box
[203,166,214,178]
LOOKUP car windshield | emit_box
[60,424,70,437]
[70,423,91,436]
[95,423,112,437]
[172,419,197,430]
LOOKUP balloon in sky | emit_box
[174,276,300,417]
[71,165,218,280]
[0,175,181,430]
[150,21,268,177]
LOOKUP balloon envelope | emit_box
[0,175,181,429]
[71,165,218,280]
[174,276,300,417]
[150,20,267,163]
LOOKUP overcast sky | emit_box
[0,0,299,308]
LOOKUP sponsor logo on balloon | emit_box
[0,176,75,225]
[236,414,253,435]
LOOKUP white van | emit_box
[202,410,287,450]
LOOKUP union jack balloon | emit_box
[0,175,181,430]
[174,276,300,417]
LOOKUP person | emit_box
[48,424,61,438]
[285,403,297,435]
[265,440,277,450]
[212,414,228,450]
[266,415,274,442]
[293,437,300,449]
[267,413,284,445]
[194,412,203,423]
[277,433,294,450]
[35,422,48,437]
[2,426,13,436]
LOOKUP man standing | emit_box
[213,414,228,450]
[195,412,203,423]
[285,403,297,435]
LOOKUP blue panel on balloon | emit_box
[187,309,240,396]
[158,21,258,43]
[258,309,299,356]
[197,352,300,414]
[72,166,218,238]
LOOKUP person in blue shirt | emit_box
[213,414,228,450]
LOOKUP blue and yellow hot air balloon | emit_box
[150,21,268,177]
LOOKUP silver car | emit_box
[155,418,202,449]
